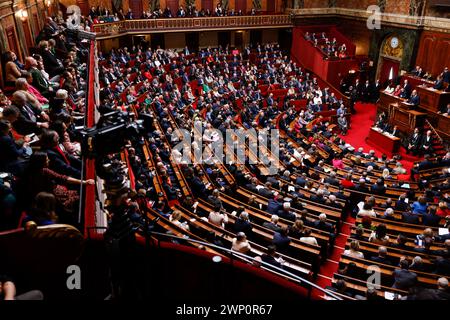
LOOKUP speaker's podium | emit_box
[387,102,427,133]
[367,127,401,154]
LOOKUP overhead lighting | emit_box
[20,9,28,20]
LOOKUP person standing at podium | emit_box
[407,90,420,106]
[406,128,422,156]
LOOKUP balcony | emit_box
[92,15,293,39]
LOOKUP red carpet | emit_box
[339,102,416,174]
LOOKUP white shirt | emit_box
[208,211,228,227]
[231,239,251,253]
[300,236,318,246]
[343,249,364,259]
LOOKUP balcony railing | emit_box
[92,14,293,38]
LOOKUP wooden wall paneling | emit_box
[22,19,33,51]
[6,26,19,56]
[416,32,450,78]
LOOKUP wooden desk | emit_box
[367,127,401,154]
[389,104,427,133]
[379,91,404,114]
[416,85,450,113]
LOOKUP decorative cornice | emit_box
[288,8,450,33]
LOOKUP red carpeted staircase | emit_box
[312,216,355,299]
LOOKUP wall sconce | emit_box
[46,0,52,6]
[20,9,28,21]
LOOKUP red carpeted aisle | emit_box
[312,103,423,299]
[338,102,419,174]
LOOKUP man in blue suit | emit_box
[407,90,420,106]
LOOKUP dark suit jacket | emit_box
[422,213,441,227]
[392,269,418,290]
[261,254,282,268]
[45,148,81,178]
[0,134,27,170]
[262,222,282,233]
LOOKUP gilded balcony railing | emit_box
[92,15,293,38]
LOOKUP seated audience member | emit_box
[169,210,190,231]
[20,152,93,213]
[0,274,43,300]
[326,279,354,298]
[25,192,58,226]
[263,215,282,232]
[6,91,49,135]
[299,228,318,246]
[208,205,228,228]
[343,240,364,259]
[261,245,283,269]
[411,196,428,215]
[392,259,418,291]
[369,224,390,245]
[231,232,252,254]
[3,51,27,87]
[39,130,81,178]
[233,211,253,235]
[0,119,30,176]
[370,246,392,265]
[272,226,291,252]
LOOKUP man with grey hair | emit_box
[263,215,282,233]
[277,202,296,222]
[8,91,49,135]
[434,277,450,300]
[410,256,426,272]
[313,213,334,233]
[370,246,392,265]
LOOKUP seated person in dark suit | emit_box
[313,213,334,233]
[233,211,253,235]
[277,202,296,222]
[392,259,418,290]
[272,226,291,252]
[261,245,283,269]
[371,179,386,196]
[0,119,30,176]
[402,211,420,224]
[370,246,393,265]
[326,279,354,298]
[263,215,282,233]
[389,125,401,137]
[422,205,442,227]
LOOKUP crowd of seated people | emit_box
[92,40,450,299]
[0,18,93,231]
[86,4,261,23]
[304,31,348,60]
[410,65,450,86]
